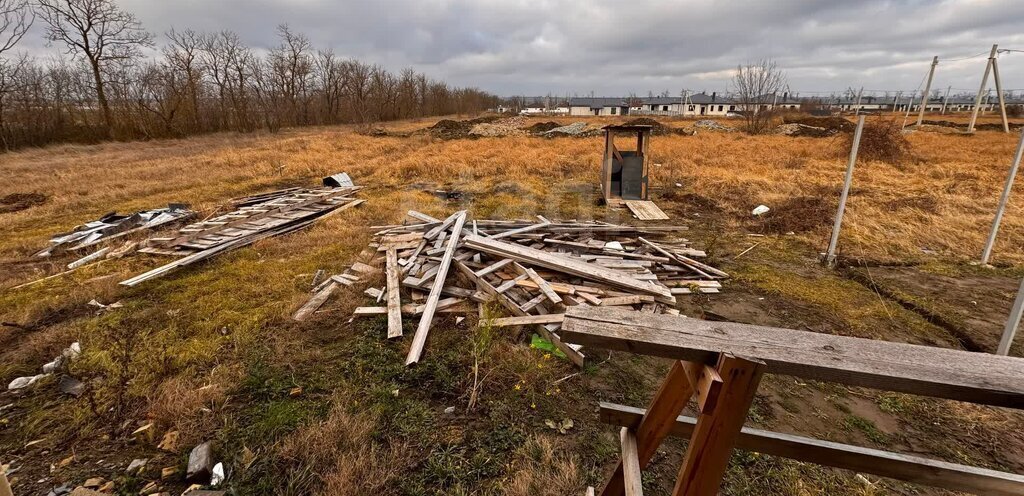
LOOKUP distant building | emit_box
[566,92,802,117]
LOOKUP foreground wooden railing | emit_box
[560,306,1024,496]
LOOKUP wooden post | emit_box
[601,361,696,496]
[916,56,938,127]
[969,44,998,133]
[671,354,766,496]
[997,278,1024,356]
[825,115,865,267]
[941,85,951,114]
[603,129,614,201]
[981,130,1024,265]
[992,52,1010,133]
[620,428,644,496]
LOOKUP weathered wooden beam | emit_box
[385,247,403,339]
[406,211,467,365]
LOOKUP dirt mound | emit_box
[621,117,692,136]
[783,115,856,133]
[775,123,835,138]
[469,116,528,137]
[759,195,836,234]
[692,120,733,132]
[851,118,912,164]
[921,119,1023,131]
[0,192,48,213]
[526,121,561,133]
[542,122,602,138]
[427,116,500,139]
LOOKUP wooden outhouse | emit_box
[601,124,651,202]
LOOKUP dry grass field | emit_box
[2,113,1024,495]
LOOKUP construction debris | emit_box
[297,211,727,367]
[692,120,733,132]
[542,122,602,138]
[36,204,194,257]
[121,182,364,286]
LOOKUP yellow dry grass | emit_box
[2,115,1021,268]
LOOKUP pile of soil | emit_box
[427,116,500,139]
[468,116,528,137]
[542,122,602,138]
[775,123,835,138]
[783,115,856,133]
[526,121,561,133]
[921,119,1023,131]
[621,117,692,136]
[0,192,47,213]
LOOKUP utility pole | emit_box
[940,85,951,114]
[969,44,998,133]
[824,115,866,268]
[892,91,901,114]
[901,94,914,130]
[981,130,1024,265]
[916,56,938,127]
[853,87,863,116]
[997,278,1024,356]
[992,48,1010,133]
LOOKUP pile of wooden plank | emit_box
[120,185,364,286]
[35,204,195,257]
[295,210,727,367]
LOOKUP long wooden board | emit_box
[385,248,403,339]
[561,306,1024,408]
[463,235,675,304]
[600,402,1024,496]
[406,211,467,365]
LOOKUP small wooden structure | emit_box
[602,125,651,202]
[561,305,1024,496]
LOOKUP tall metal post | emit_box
[997,278,1024,356]
[969,44,998,133]
[981,130,1024,265]
[916,56,938,127]
[825,115,866,267]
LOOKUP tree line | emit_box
[0,0,499,151]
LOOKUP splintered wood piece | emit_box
[407,210,442,223]
[293,281,339,321]
[407,211,467,365]
[600,295,655,306]
[514,263,562,305]
[673,354,765,496]
[620,427,644,496]
[625,200,669,221]
[385,248,403,339]
[487,314,565,327]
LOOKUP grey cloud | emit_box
[14,0,1024,97]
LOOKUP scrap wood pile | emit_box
[294,210,728,367]
[120,183,364,286]
[35,204,195,258]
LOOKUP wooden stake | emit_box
[671,354,766,496]
[997,278,1024,356]
[825,115,865,267]
[981,130,1024,265]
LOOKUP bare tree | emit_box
[732,59,787,134]
[1,0,32,55]
[37,0,154,135]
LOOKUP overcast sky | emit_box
[16,0,1024,98]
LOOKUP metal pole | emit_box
[940,85,951,114]
[981,130,1024,265]
[825,115,866,267]
[854,87,863,116]
[916,56,938,127]
[992,54,1009,133]
[969,44,998,133]
[997,278,1024,356]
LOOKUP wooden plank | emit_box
[406,211,467,365]
[463,235,674,304]
[385,248,403,339]
[601,361,696,496]
[293,282,339,321]
[516,263,562,305]
[673,354,765,496]
[562,306,1024,409]
[600,402,1024,496]
[474,258,513,278]
[488,314,565,327]
[619,428,644,496]
[625,200,669,221]
[600,295,655,306]
[490,217,551,240]
[682,361,723,415]
[407,210,442,223]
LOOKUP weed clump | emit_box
[849,118,912,164]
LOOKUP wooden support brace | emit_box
[672,354,766,496]
[620,427,644,496]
